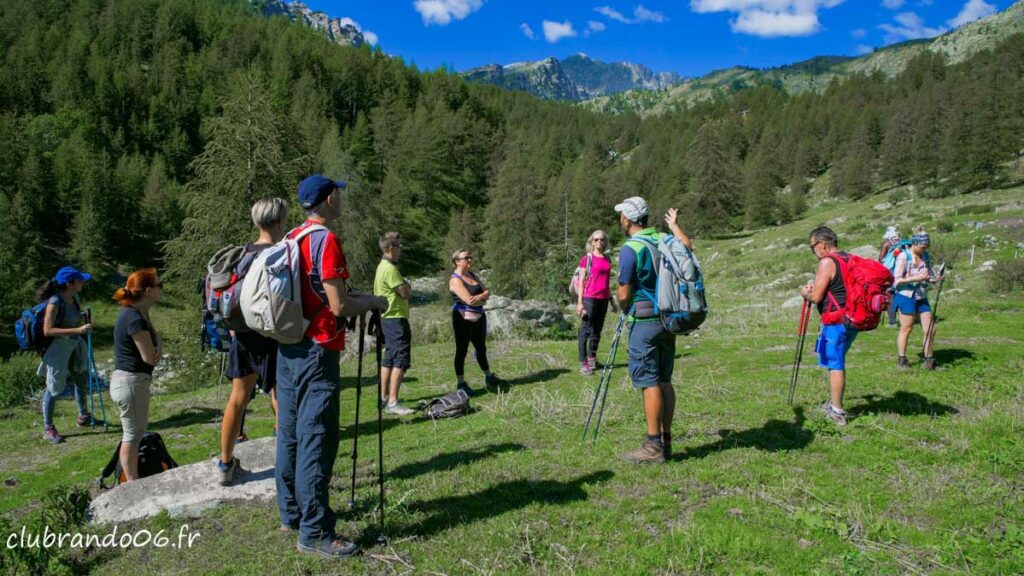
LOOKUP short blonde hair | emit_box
[251,197,288,230]
[451,249,470,266]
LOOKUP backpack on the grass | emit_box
[419,389,471,420]
[99,432,178,488]
[13,299,66,354]
[240,225,327,344]
[633,235,708,335]
[568,254,593,300]
[822,253,894,332]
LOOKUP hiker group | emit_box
[16,171,944,558]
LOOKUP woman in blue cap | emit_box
[35,266,95,444]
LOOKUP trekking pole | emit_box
[372,311,387,545]
[348,314,365,511]
[922,262,946,356]
[85,308,108,431]
[788,299,812,405]
[591,316,626,442]
[582,314,625,442]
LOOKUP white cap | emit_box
[614,197,649,223]
[883,226,899,242]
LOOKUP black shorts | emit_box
[381,318,412,370]
[227,330,278,393]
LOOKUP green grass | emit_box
[2,187,1023,574]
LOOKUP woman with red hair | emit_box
[110,268,164,481]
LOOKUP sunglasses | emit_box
[594,238,607,243]
[809,241,821,253]
[459,256,473,261]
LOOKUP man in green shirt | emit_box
[373,232,414,416]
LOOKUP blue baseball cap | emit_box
[297,175,347,210]
[55,266,92,285]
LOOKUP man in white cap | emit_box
[614,196,691,463]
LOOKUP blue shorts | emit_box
[815,324,858,371]
[381,318,412,370]
[627,320,676,388]
[893,294,931,316]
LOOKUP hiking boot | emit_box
[297,537,359,558]
[484,373,504,390]
[897,356,910,371]
[218,457,240,486]
[923,357,937,371]
[76,412,103,428]
[620,440,665,464]
[588,357,599,370]
[818,400,847,426]
[457,383,476,397]
[385,402,415,416]
[662,433,672,460]
[236,433,249,443]
[43,425,64,444]
[579,361,593,376]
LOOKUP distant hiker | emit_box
[217,198,288,486]
[800,227,855,426]
[275,175,386,558]
[111,268,164,481]
[449,249,502,395]
[575,230,618,375]
[893,228,942,370]
[35,267,95,444]
[615,198,691,463]
[879,226,903,326]
[373,231,415,416]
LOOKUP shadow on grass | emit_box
[148,407,222,430]
[503,368,570,387]
[847,391,958,418]
[339,412,431,442]
[388,443,525,481]
[676,407,812,461]
[930,348,975,367]
[404,470,614,538]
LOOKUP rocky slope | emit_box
[259,0,365,47]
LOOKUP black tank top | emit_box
[451,272,484,306]
[818,252,847,314]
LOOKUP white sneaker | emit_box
[385,402,415,416]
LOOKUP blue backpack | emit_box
[14,299,66,353]
[882,239,914,274]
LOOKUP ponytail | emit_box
[113,268,159,306]
[35,279,63,303]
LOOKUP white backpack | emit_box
[240,225,327,344]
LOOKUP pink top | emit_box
[579,254,612,300]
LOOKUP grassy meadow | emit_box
[1,185,1022,575]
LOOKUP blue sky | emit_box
[303,0,1012,77]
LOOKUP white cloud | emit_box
[689,0,845,38]
[584,20,607,36]
[363,30,379,45]
[413,0,484,26]
[594,4,667,24]
[851,28,867,38]
[881,0,904,9]
[520,22,537,39]
[855,43,874,54]
[948,0,996,27]
[335,17,379,46]
[543,19,578,43]
[878,11,946,43]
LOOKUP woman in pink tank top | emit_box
[575,230,619,375]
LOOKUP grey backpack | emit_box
[420,389,471,420]
[633,235,708,335]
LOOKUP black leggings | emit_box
[452,310,490,376]
[578,298,610,361]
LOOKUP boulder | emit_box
[89,437,277,524]
[848,245,878,259]
[485,296,569,334]
[409,276,444,305]
[873,202,893,211]
[782,295,805,309]
[978,260,997,272]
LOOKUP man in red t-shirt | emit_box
[275,174,387,559]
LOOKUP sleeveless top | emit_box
[818,252,848,315]
[451,272,485,312]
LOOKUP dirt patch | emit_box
[995,216,1024,229]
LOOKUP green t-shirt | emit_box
[374,259,409,319]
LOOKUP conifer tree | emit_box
[686,121,741,234]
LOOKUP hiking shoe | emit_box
[43,425,64,444]
[218,457,240,486]
[897,356,910,371]
[588,357,599,370]
[580,361,593,376]
[297,537,359,558]
[923,357,937,371]
[620,440,665,464]
[236,433,249,443]
[385,402,415,416]
[484,373,504,390]
[380,395,389,408]
[819,400,847,426]
[76,412,104,428]
[457,383,476,397]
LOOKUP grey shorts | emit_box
[627,320,676,388]
[109,370,152,445]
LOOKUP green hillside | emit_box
[2,183,1022,574]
